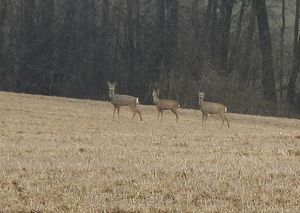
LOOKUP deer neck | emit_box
[199,98,204,107]
[153,94,160,104]
[109,90,115,100]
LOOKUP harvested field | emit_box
[0,91,299,212]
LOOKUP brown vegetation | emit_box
[0,92,299,212]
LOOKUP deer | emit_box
[198,92,229,127]
[107,81,142,121]
[152,89,180,122]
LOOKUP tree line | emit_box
[0,0,299,116]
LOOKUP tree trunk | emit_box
[228,0,246,73]
[165,0,178,68]
[56,0,81,97]
[209,0,218,63]
[126,0,136,94]
[156,0,165,74]
[278,0,285,112]
[163,0,179,96]
[201,0,212,51]
[95,0,110,98]
[18,0,36,92]
[287,0,300,105]
[0,0,7,74]
[39,0,54,95]
[0,0,6,52]
[220,0,234,72]
[239,1,255,87]
[154,0,178,96]
[254,0,276,103]
[135,0,141,61]
[191,0,200,40]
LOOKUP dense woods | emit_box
[0,0,299,116]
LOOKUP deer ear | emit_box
[107,81,111,87]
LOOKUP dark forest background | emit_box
[0,0,300,116]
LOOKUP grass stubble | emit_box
[0,92,299,212]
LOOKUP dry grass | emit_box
[0,91,299,212]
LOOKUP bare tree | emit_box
[155,0,179,97]
[191,0,200,40]
[209,0,218,63]
[0,0,6,53]
[201,0,213,50]
[254,0,276,103]
[0,0,297,115]
[228,0,246,73]
[239,0,256,87]
[220,0,234,72]
[0,0,7,74]
[278,0,285,111]
[287,0,300,105]
[37,0,54,94]
[126,0,136,94]
[95,0,110,98]
[17,0,36,92]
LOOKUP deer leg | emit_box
[129,105,136,120]
[224,115,229,128]
[202,113,205,126]
[130,105,142,121]
[137,109,142,121]
[171,109,179,122]
[203,113,209,125]
[113,106,117,118]
[134,105,142,121]
[160,110,163,121]
[117,106,120,118]
[220,114,225,126]
[220,113,230,128]
[157,110,160,120]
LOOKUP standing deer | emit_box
[198,92,229,127]
[107,82,142,121]
[152,89,180,121]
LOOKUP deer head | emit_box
[107,81,115,99]
[198,92,205,104]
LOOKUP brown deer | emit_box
[152,89,180,121]
[107,82,142,121]
[198,92,229,127]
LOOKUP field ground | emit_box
[0,91,299,212]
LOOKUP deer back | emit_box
[111,94,138,106]
[200,101,226,114]
[157,99,179,110]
